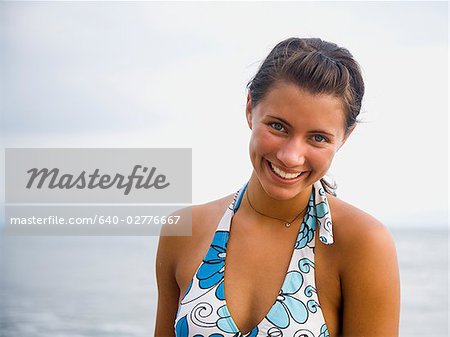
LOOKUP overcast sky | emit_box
[1,1,448,228]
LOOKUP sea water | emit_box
[0,228,447,337]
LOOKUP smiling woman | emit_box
[154,37,400,337]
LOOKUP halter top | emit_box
[174,180,334,337]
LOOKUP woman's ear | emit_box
[246,92,253,129]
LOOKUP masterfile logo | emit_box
[25,165,170,195]
[4,148,193,236]
[5,148,191,203]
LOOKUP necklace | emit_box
[245,188,309,228]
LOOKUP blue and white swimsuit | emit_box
[174,180,334,337]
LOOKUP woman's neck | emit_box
[244,172,312,223]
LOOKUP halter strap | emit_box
[227,180,333,245]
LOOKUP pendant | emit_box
[285,222,291,228]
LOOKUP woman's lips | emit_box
[269,162,302,179]
[265,159,309,183]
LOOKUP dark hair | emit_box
[246,37,365,196]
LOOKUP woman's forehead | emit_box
[261,82,343,107]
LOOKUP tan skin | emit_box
[155,82,400,337]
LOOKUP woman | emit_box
[155,37,400,337]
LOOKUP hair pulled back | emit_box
[246,37,365,196]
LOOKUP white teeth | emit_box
[269,162,302,179]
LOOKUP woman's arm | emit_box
[340,216,400,336]
[154,232,181,336]
[154,206,198,336]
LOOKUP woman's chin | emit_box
[258,183,303,201]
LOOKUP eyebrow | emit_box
[310,130,336,139]
[267,115,336,138]
[268,116,292,127]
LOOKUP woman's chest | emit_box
[223,226,298,333]
[176,223,342,336]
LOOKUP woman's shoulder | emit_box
[193,193,236,232]
[157,193,236,267]
[325,194,400,333]
[328,194,394,244]
[326,193,398,270]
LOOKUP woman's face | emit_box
[246,81,353,200]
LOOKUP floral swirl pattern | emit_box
[174,180,333,336]
[197,231,229,300]
[266,271,308,328]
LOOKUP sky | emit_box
[1,1,448,228]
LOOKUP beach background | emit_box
[0,228,448,337]
[1,2,448,337]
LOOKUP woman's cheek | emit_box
[321,148,337,167]
[252,129,277,151]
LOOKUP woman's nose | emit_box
[276,138,306,168]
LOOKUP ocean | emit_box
[0,228,447,337]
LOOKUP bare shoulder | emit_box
[326,194,400,335]
[180,193,234,242]
[157,193,235,270]
[326,193,399,283]
[327,194,396,256]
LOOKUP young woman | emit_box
[155,37,400,337]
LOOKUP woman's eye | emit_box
[270,122,286,132]
[313,134,327,143]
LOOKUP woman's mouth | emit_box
[267,160,306,181]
